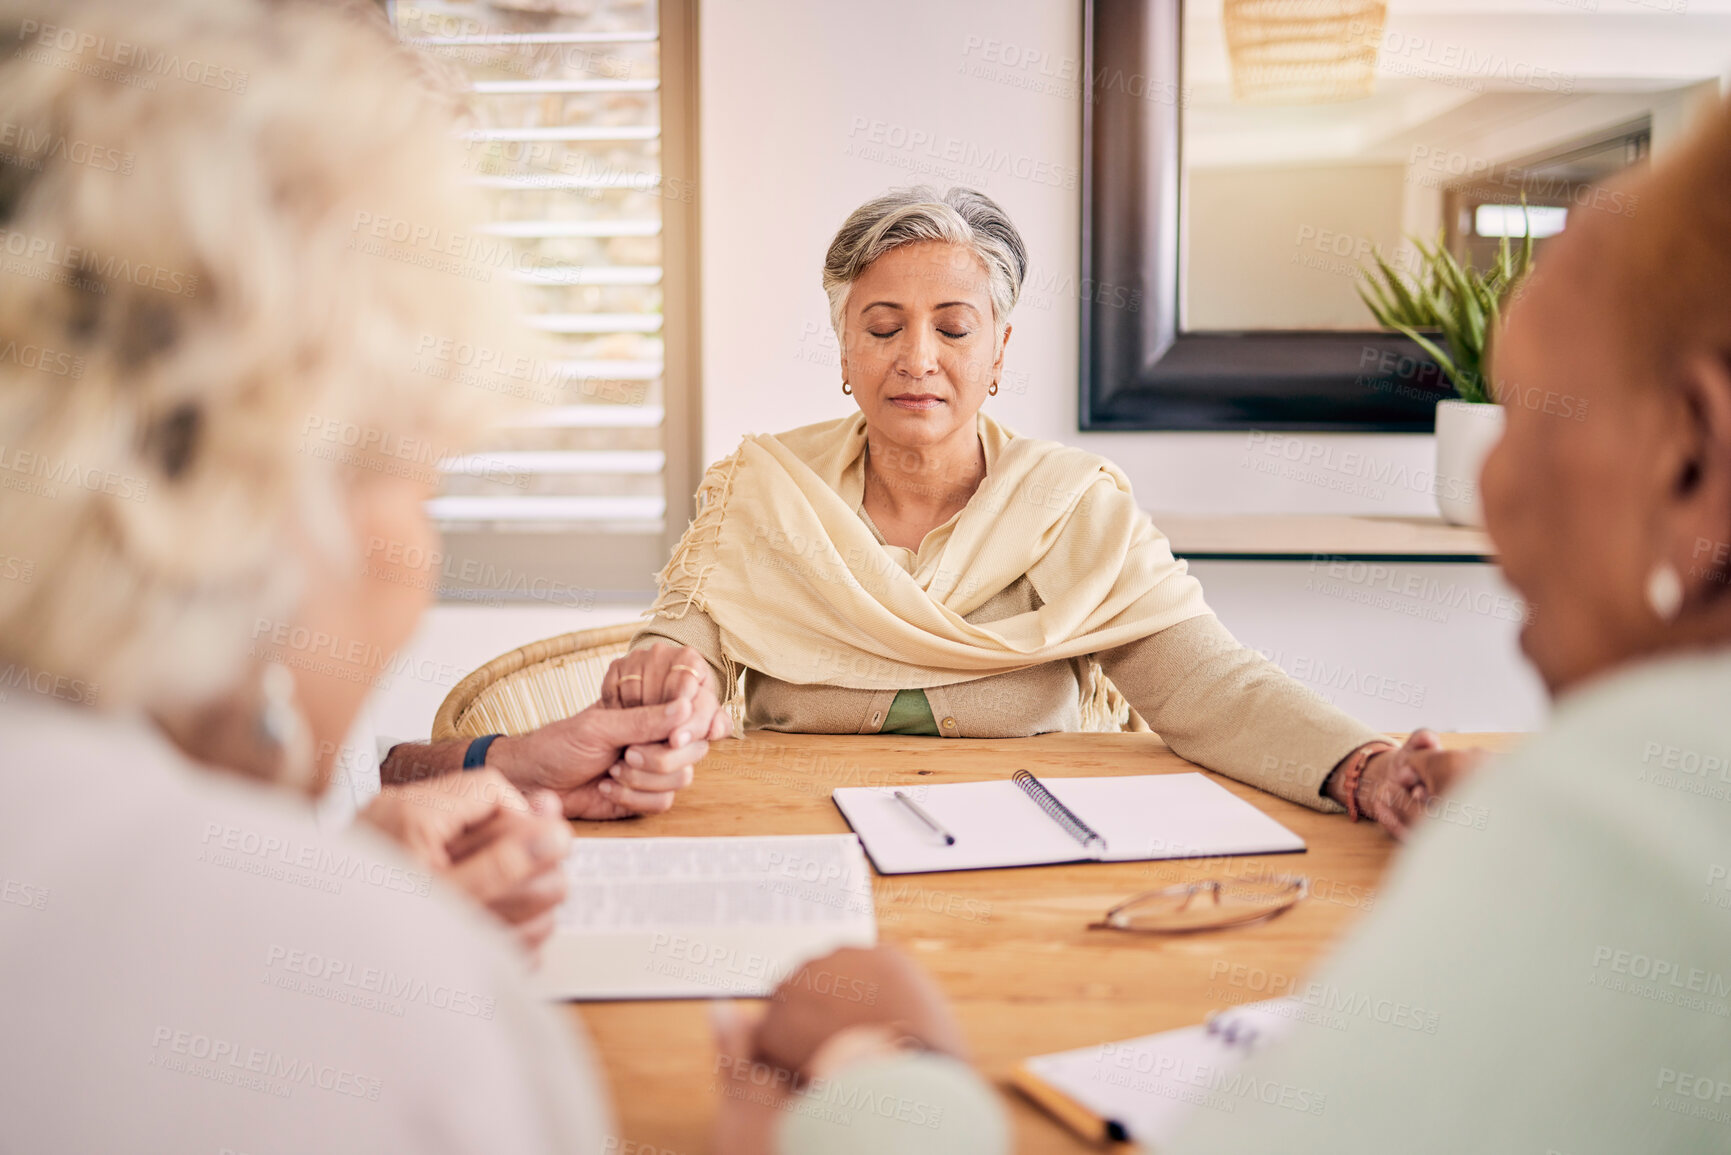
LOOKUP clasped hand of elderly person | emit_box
[484,676,731,818]
[709,946,961,1154]
[380,647,729,820]
[1324,729,1488,840]
[359,770,572,956]
[366,656,729,955]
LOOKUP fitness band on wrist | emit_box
[463,733,503,771]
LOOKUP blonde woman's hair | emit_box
[0,0,520,712]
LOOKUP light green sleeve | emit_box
[1166,655,1731,1154]
[777,1052,1009,1155]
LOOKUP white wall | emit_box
[697,0,1439,517]
[1191,561,1547,732]
[687,0,1727,735]
[696,0,1729,515]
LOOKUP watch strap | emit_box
[462,733,503,772]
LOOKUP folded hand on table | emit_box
[506,640,731,818]
[711,946,969,1155]
[379,644,729,820]
[359,769,571,957]
[493,698,728,820]
[601,641,725,715]
[1347,729,1490,839]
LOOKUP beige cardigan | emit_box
[634,536,1379,812]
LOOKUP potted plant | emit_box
[1359,221,1535,527]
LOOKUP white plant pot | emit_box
[1433,399,1504,527]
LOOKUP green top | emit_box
[1170,649,1731,1154]
[879,688,939,736]
[780,1052,1009,1154]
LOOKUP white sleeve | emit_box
[314,704,384,831]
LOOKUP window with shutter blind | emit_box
[391,0,699,603]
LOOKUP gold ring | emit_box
[618,674,643,682]
[669,663,701,677]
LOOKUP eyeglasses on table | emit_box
[1089,876,1309,934]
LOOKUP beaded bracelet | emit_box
[1338,741,1396,822]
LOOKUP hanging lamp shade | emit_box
[1222,0,1388,105]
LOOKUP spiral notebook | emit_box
[1013,998,1305,1146]
[832,771,1304,875]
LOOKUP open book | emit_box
[535,834,877,1000]
[833,772,1304,875]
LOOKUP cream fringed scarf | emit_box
[648,413,1211,730]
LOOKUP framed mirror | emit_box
[1081,0,1727,430]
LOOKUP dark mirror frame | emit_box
[1079,0,1456,432]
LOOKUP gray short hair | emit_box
[821,186,1028,352]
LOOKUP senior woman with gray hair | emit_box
[0,3,1001,1153]
[610,186,1476,836]
[734,100,1731,1152]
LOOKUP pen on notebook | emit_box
[1011,1064,1129,1145]
[892,790,956,845]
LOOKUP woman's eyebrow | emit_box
[859,299,982,314]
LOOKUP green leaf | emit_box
[1356,283,1394,328]
[1356,265,1400,317]
[1460,280,1488,349]
[1357,214,1538,405]
[1372,249,1426,325]
[1390,323,1479,400]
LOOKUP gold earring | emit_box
[842,381,852,395]
[988,381,999,396]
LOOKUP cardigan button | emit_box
[942,717,957,730]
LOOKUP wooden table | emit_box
[567,730,1515,1153]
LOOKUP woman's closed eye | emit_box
[865,325,976,339]
[867,327,971,340]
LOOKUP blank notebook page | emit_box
[833,773,1304,875]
